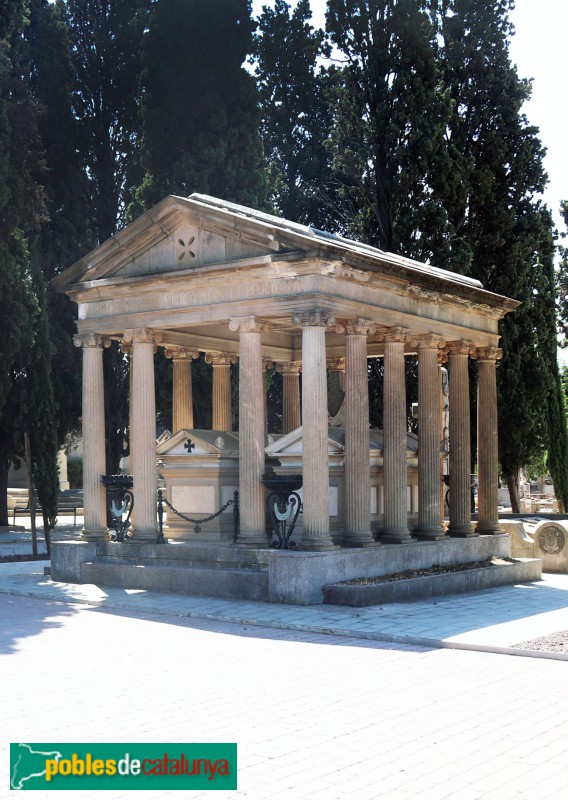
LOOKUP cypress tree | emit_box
[253,0,334,227]
[0,0,44,526]
[132,0,266,213]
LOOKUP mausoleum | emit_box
[50,194,540,603]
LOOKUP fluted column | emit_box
[344,319,376,546]
[166,346,199,432]
[74,334,110,540]
[277,362,302,433]
[415,335,446,540]
[124,328,161,541]
[292,310,337,550]
[206,352,236,431]
[475,347,503,534]
[381,328,414,543]
[447,341,476,537]
[229,317,269,546]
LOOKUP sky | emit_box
[251,0,568,234]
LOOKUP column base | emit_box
[475,521,504,534]
[342,531,379,547]
[448,524,477,538]
[380,530,416,544]
[80,527,110,542]
[236,533,271,548]
[415,528,447,541]
[298,538,340,551]
[131,528,159,542]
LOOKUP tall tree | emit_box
[253,0,334,227]
[433,0,564,507]
[325,0,458,262]
[59,0,150,474]
[0,0,45,525]
[131,0,266,214]
[556,200,568,347]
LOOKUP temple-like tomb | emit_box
[50,194,541,603]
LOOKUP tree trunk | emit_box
[25,432,38,556]
[506,472,520,513]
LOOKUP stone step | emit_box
[80,560,269,602]
[322,558,542,607]
[92,554,268,572]
[95,541,272,569]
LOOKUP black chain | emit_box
[161,494,235,534]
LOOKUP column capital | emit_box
[291,308,336,328]
[205,351,238,366]
[345,318,377,336]
[445,340,475,357]
[327,357,346,372]
[73,333,111,349]
[472,346,503,362]
[412,334,445,351]
[275,361,302,375]
[122,328,163,346]
[379,326,412,344]
[438,350,449,365]
[229,316,271,334]
[262,358,274,372]
[164,345,199,361]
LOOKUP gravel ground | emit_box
[514,630,568,653]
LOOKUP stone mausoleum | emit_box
[50,194,540,604]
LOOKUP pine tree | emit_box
[557,201,568,348]
[253,0,334,226]
[131,0,266,214]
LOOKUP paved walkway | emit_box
[1,520,568,659]
[2,521,568,798]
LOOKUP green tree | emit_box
[131,0,266,214]
[556,201,568,347]
[59,0,150,474]
[253,0,334,226]
[325,0,457,261]
[0,0,45,526]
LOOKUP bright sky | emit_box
[252,0,568,234]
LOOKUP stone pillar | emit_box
[74,334,109,540]
[344,319,376,546]
[166,346,199,432]
[277,362,302,433]
[229,317,269,546]
[206,352,236,431]
[415,335,446,540]
[475,347,503,534]
[447,341,476,537]
[381,328,414,543]
[124,328,161,541]
[57,448,70,491]
[292,310,337,550]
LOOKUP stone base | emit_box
[322,558,542,606]
[51,533,514,606]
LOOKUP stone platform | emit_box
[50,533,529,606]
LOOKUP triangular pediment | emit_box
[156,429,239,456]
[265,426,346,457]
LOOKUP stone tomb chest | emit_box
[265,427,420,543]
[157,429,242,541]
[157,426,422,544]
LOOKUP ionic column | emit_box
[381,328,414,543]
[415,335,446,540]
[292,310,337,550]
[447,341,476,537]
[124,328,161,541]
[165,346,199,432]
[74,334,110,540]
[475,347,503,534]
[229,317,269,546]
[344,319,376,546]
[205,352,237,431]
[277,362,302,433]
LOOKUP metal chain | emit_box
[161,495,234,527]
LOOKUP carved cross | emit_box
[184,438,196,453]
